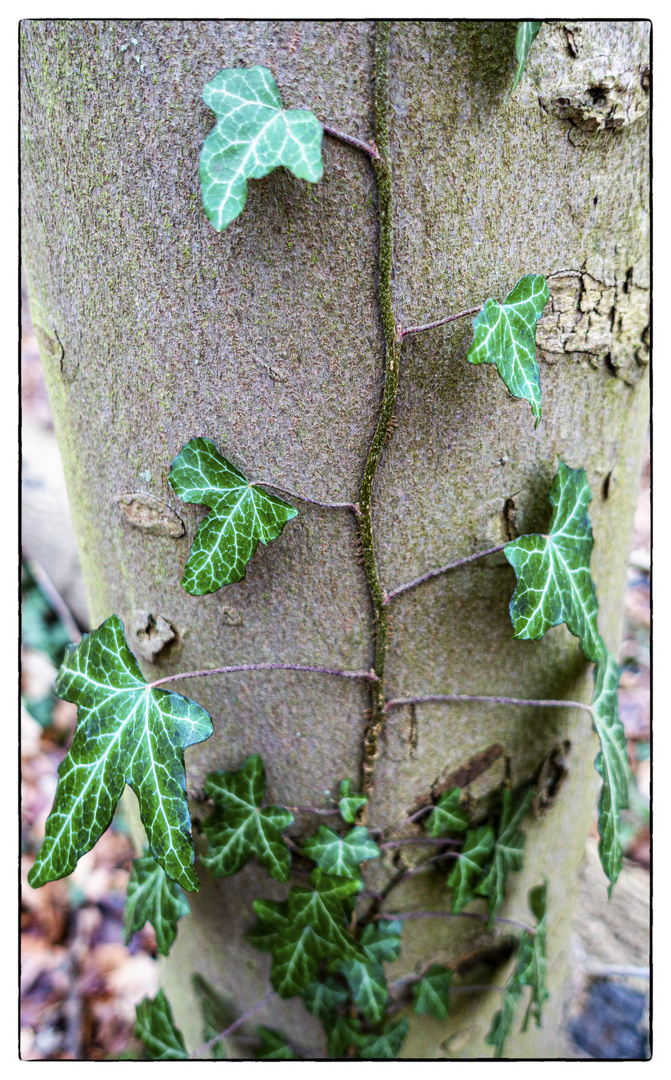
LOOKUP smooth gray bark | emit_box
[21,20,649,1058]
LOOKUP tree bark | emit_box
[21,19,649,1058]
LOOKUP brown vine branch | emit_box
[385,693,594,716]
[385,543,509,602]
[188,990,274,1059]
[398,305,482,339]
[252,480,359,514]
[322,123,380,161]
[379,836,461,851]
[148,662,378,690]
[375,911,536,936]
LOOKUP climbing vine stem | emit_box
[385,693,594,716]
[385,542,510,602]
[148,662,377,691]
[357,19,401,797]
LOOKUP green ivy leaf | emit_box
[427,787,470,838]
[326,1016,363,1058]
[169,437,297,596]
[504,462,605,662]
[124,848,191,956]
[302,975,350,1027]
[338,778,368,824]
[510,22,542,95]
[447,825,496,913]
[360,919,403,963]
[192,974,234,1059]
[331,956,388,1024]
[466,275,549,425]
[358,1018,410,1060]
[202,754,293,882]
[591,655,630,888]
[476,787,533,921]
[135,990,188,1060]
[200,66,324,231]
[485,882,548,1057]
[412,964,454,1020]
[27,616,212,892]
[249,869,365,998]
[257,1026,298,1060]
[302,824,380,881]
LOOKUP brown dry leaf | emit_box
[21,857,69,943]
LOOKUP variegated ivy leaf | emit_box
[124,848,191,956]
[486,882,548,1057]
[412,964,454,1021]
[28,616,212,893]
[302,975,350,1026]
[169,437,297,596]
[257,1026,298,1060]
[510,22,542,95]
[359,919,403,963]
[302,824,380,881]
[135,990,188,1060]
[248,869,365,998]
[476,787,533,922]
[427,787,470,838]
[359,1018,410,1060]
[447,825,496,913]
[591,654,630,888]
[200,66,324,231]
[504,462,605,663]
[202,754,293,882]
[339,778,368,824]
[466,275,549,425]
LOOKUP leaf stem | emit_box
[385,693,594,716]
[375,911,536,936]
[357,19,400,798]
[398,306,482,339]
[148,662,378,690]
[321,123,380,161]
[385,543,510,602]
[379,836,461,851]
[188,990,274,1059]
[252,480,358,514]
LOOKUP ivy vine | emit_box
[28,20,633,1060]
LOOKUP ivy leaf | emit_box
[169,437,297,596]
[200,66,324,231]
[202,754,293,882]
[484,981,522,1059]
[358,1018,410,1060]
[192,974,234,1059]
[27,616,212,892]
[412,964,454,1020]
[124,848,191,956]
[360,919,403,963]
[427,787,470,838]
[249,869,365,998]
[302,975,350,1026]
[447,825,496,913]
[326,1016,363,1058]
[510,22,542,95]
[504,462,605,663]
[338,778,368,824]
[466,275,549,425]
[135,990,188,1060]
[591,655,630,888]
[256,1026,298,1060]
[302,824,380,880]
[331,955,388,1024]
[476,787,533,921]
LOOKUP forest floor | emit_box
[20,293,650,1060]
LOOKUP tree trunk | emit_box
[21,19,649,1058]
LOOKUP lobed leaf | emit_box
[169,437,297,596]
[358,1018,410,1060]
[591,655,630,888]
[326,1016,363,1058]
[256,1026,297,1060]
[359,919,403,964]
[202,754,294,882]
[510,22,542,95]
[338,778,368,824]
[412,964,454,1021]
[192,974,233,1059]
[476,787,532,922]
[427,787,470,838]
[302,824,380,881]
[135,990,188,1060]
[302,975,350,1027]
[333,955,388,1024]
[447,825,496,913]
[28,616,212,892]
[466,274,549,425]
[200,66,324,231]
[124,848,191,956]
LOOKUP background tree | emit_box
[21,19,649,1058]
